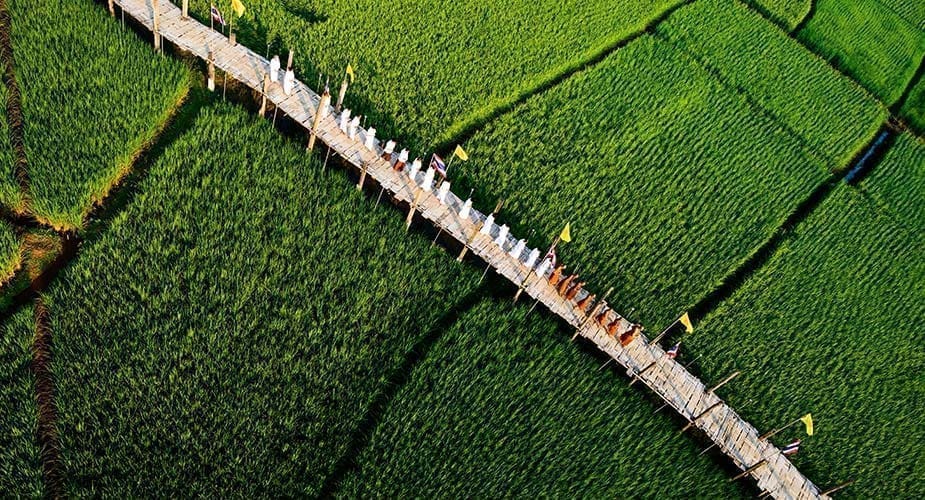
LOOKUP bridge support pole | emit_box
[729,459,767,482]
[307,86,331,151]
[628,360,657,386]
[108,0,115,16]
[152,0,161,52]
[357,161,368,191]
[259,74,269,116]
[457,199,503,261]
[680,401,723,433]
[182,0,189,18]
[207,51,216,91]
[707,371,740,394]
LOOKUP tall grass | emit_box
[747,0,812,30]
[43,103,479,496]
[0,220,22,284]
[340,299,746,497]
[690,182,925,496]
[7,0,189,230]
[453,35,828,330]
[0,306,42,497]
[796,0,925,105]
[657,0,886,169]
[0,78,24,211]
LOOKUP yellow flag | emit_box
[679,312,694,333]
[800,413,814,436]
[559,222,572,243]
[453,145,469,161]
[346,64,356,84]
[231,0,245,17]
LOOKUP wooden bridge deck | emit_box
[112,1,826,498]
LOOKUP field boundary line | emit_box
[107,2,828,497]
[318,284,497,498]
[432,0,696,155]
[654,30,851,173]
[31,297,63,498]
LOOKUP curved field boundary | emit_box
[110,1,825,498]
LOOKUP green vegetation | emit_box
[340,299,744,497]
[0,220,22,284]
[657,0,886,168]
[899,78,925,133]
[862,132,925,229]
[796,0,925,105]
[43,103,479,496]
[690,184,925,496]
[0,81,24,211]
[193,0,686,150]
[873,0,925,30]
[0,306,41,497]
[747,0,811,30]
[456,35,827,329]
[7,0,189,230]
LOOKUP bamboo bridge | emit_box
[109,1,827,498]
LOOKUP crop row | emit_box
[0,306,42,497]
[689,146,925,497]
[452,35,828,330]
[340,299,746,497]
[656,0,886,169]
[4,0,189,230]
[748,0,811,30]
[795,0,925,106]
[861,132,925,229]
[0,221,21,284]
[191,0,685,151]
[41,103,479,496]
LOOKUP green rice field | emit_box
[42,103,479,496]
[340,299,746,497]
[5,0,189,230]
[455,34,828,330]
[796,0,925,106]
[0,307,41,497]
[688,174,925,496]
[0,0,922,496]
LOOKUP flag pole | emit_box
[758,417,803,441]
[649,316,681,345]
[210,2,215,31]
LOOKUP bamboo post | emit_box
[405,190,425,230]
[207,51,216,92]
[307,85,331,151]
[707,371,740,394]
[820,480,855,496]
[152,0,161,52]
[259,74,269,116]
[680,401,723,433]
[108,0,115,16]
[357,161,368,191]
[287,50,294,71]
[457,200,503,261]
[182,0,188,18]
[628,360,657,386]
[336,74,349,113]
[758,416,804,441]
[729,460,767,482]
